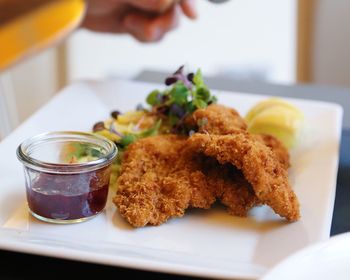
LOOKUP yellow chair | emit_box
[0,0,86,71]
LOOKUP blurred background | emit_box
[0,0,349,139]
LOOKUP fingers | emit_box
[82,0,196,41]
[81,5,128,33]
[123,0,177,13]
[122,6,180,42]
[123,0,197,19]
[180,0,197,19]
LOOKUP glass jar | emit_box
[17,131,117,224]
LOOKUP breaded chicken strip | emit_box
[188,133,300,221]
[114,135,218,227]
[210,135,289,217]
[185,104,290,215]
[185,103,247,134]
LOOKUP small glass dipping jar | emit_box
[17,131,117,224]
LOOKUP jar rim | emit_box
[17,131,118,174]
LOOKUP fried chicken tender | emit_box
[114,135,218,227]
[188,133,300,221]
[185,103,291,215]
[185,103,247,134]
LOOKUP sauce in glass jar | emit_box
[17,131,117,224]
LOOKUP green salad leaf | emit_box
[193,69,204,88]
[119,120,162,148]
[120,134,137,146]
[139,120,162,138]
[168,82,190,106]
[146,90,161,106]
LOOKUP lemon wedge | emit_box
[246,98,304,149]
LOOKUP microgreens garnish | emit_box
[146,66,217,133]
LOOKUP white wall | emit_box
[313,0,350,87]
[1,47,59,129]
[67,0,297,84]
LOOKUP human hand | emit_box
[81,0,197,42]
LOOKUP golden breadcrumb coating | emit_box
[256,134,290,169]
[188,133,300,222]
[114,135,223,227]
[185,104,247,134]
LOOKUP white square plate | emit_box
[0,79,343,279]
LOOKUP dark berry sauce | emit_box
[26,167,110,220]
